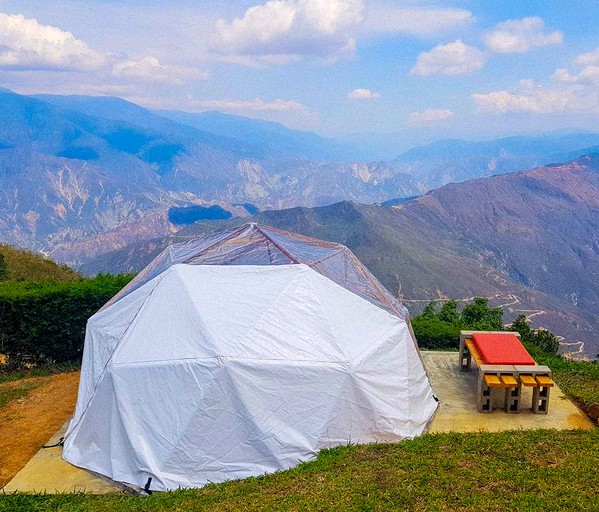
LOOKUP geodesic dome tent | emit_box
[102,223,410,320]
[63,224,437,491]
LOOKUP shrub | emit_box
[460,297,503,331]
[412,297,504,350]
[507,314,559,354]
[411,316,462,350]
[0,254,7,281]
[438,300,460,324]
[0,274,132,369]
[413,300,561,355]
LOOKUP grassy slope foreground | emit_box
[0,357,596,511]
[0,430,597,512]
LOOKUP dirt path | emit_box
[0,371,80,488]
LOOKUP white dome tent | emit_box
[63,224,437,491]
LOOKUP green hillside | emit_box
[0,244,79,281]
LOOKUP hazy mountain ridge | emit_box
[82,156,599,357]
[2,88,599,357]
[392,134,599,190]
[0,89,420,260]
[154,109,374,162]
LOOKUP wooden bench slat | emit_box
[519,375,538,387]
[500,375,518,387]
[536,375,555,387]
[484,374,502,388]
[465,338,485,367]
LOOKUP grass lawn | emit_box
[528,346,599,424]
[0,429,597,511]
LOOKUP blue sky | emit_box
[1,0,599,145]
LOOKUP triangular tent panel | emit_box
[63,225,437,491]
[103,223,408,321]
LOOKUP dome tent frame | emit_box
[104,222,409,321]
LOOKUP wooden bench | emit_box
[520,375,537,387]
[463,337,522,412]
[465,338,484,367]
[459,331,554,414]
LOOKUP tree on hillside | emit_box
[461,297,503,330]
[509,314,532,339]
[508,314,559,354]
[414,299,559,354]
[0,253,8,281]
[438,300,460,324]
[421,301,438,317]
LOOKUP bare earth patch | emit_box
[0,371,79,487]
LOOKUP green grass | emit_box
[0,244,79,282]
[0,381,43,410]
[531,349,599,423]
[0,351,595,511]
[0,429,597,511]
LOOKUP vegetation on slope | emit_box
[0,244,79,282]
[412,297,559,355]
[526,343,599,425]
[0,274,133,368]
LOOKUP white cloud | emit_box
[193,98,310,113]
[112,56,209,85]
[408,109,453,124]
[575,47,599,66]
[411,40,485,76]
[363,7,473,37]
[0,12,105,71]
[577,65,599,84]
[210,0,363,61]
[484,17,563,54]
[473,83,591,115]
[347,88,380,100]
[475,45,599,116]
[552,68,577,84]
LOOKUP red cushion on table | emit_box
[471,332,536,365]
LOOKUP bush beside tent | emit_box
[0,275,132,368]
[412,298,560,354]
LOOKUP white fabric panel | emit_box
[308,270,403,360]
[65,275,165,439]
[63,264,436,491]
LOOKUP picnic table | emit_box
[458,331,554,414]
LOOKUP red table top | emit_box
[471,332,536,365]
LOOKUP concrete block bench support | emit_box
[515,366,554,415]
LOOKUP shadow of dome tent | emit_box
[63,224,436,491]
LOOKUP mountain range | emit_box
[82,155,599,358]
[1,88,599,357]
[0,89,422,259]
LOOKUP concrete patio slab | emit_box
[2,421,122,494]
[2,351,593,494]
[423,351,594,432]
